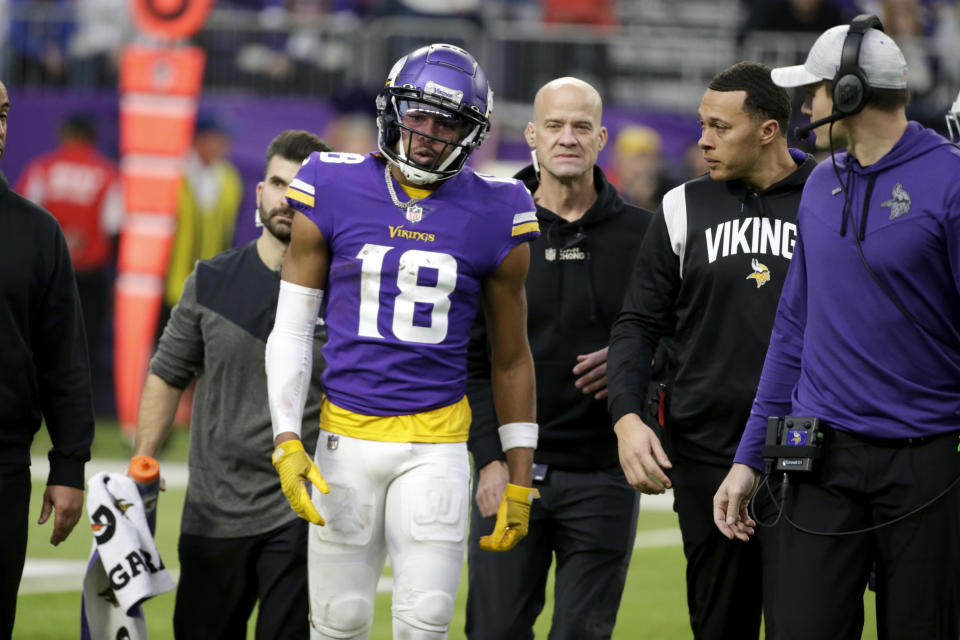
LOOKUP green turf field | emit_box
[16,420,876,639]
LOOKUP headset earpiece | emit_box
[832,14,884,116]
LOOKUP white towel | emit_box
[81,472,176,640]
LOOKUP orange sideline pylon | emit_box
[131,0,214,41]
[115,38,206,436]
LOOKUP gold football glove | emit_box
[478,483,540,552]
[272,440,330,525]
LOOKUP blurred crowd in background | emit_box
[1,0,959,419]
[4,0,959,163]
[4,0,958,116]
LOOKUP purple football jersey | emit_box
[287,152,538,416]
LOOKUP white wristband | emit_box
[498,422,538,451]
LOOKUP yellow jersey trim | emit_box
[512,221,540,236]
[320,396,472,443]
[286,187,315,208]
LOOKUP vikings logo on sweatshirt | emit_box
[881,182,911,220]
[745,258,770,288]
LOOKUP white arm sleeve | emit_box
[266,280,323,440]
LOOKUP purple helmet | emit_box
[376,43,493,184]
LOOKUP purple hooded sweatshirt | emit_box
[736,122,960,470]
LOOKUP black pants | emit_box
[771,429,960,640]
[173,518,309,640]
[465,465,640,640]
[0,468,30,640]
[671,459,777,640]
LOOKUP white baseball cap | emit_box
[771,24,908,90]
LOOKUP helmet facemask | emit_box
[382,96,485,185]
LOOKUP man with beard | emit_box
[132,130,330,639]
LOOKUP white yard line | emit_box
[20,523,679,596]
[633,527,683,549]
[30,457,190,489]
[21,459,677,594]
[641,490,674,512]
[18,559,181,595]
[30,458,676,511]
[17,559,398,596]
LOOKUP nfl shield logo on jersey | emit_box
[406,204,423,223]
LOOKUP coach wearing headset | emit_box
[715,15,960,639]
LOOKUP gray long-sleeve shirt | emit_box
[151,241,323,537]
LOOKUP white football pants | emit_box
[307,430,469,640]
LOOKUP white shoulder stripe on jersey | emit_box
[661,184,688,279]
[513,211,537,224]
[476,172,519,185]
[290,178,315,195]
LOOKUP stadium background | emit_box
[5,0,954,636]
[5,0,958,252]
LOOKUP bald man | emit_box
[465,77,652,640]
[0,79,95,637]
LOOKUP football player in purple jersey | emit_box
[265,44,541,639]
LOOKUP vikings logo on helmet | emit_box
[746,258,770,288]
[376,43,493,185]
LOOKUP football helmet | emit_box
[377,43,493,185]
[947,89,960,144]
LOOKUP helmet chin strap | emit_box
[398,162,439,185]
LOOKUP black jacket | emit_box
[468,165,652,471]
[607,150,816,466]
[0,171,94,488]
